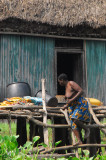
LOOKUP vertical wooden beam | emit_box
[29,119,44,146]
[51,117,55,148]
[83,40,88,96]
[29,120,36,141]
[42,79,49,145]
[16,117,27,147]
[60,109,79,158]
[8,111,12,135]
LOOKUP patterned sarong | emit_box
[68,96,90,130]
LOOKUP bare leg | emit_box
[72,129,82,146]
[74,119,90,139]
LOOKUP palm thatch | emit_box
[0,0,106,28]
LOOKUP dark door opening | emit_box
[57,52,83,95]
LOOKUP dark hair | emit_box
[58,73,68,81]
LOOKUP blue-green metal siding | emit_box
[0,35,55,101]
[86,40,106,104]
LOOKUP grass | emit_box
[0,120,29,137]
[0,120,16,136]
[0,118,106,155]
[0,119,53,147]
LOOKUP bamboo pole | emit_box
[0,111,106,118]
[95,110,106,114]
[96,114,106,118]
[31,153,75,158]
[0,105,105,112]
[93,107,106,110]
[42,144,106,154]
[0,112,106,128]
[42,79,49,145]
[29,153,75,158]
[0,105,62,110]
[29,117,71,128]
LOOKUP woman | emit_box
[58,73,90,145]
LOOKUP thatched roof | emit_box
[0,0,106,28]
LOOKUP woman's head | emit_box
[58,73,68,81]
[58,73,68,86]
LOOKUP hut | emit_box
[0,0,105,102]
[0,0,106,154]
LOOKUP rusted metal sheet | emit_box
[86,40,106,105]
[0,34,55,101]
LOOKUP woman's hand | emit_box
[61,104,68,110]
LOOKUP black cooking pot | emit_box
[6,82,31,98]
[35,90,58,107]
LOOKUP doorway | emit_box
[55,49,85,95]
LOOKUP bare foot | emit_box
[73,141,82,146]
[84,128,90,139]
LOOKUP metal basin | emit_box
[6,82,31,98]
[35,90,58,107]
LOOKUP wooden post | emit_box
[51,117,55,148]
[29,118,44,146]
[42,79,49,145]
[8,111,12,135]
[60,109,79,158]
[16,117,27,147]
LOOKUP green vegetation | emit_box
[0,135,106,160]
[0,119,106,159]
[0,120,16,136]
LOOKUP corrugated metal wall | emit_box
[0,35,55,101]
[86,40,106,105]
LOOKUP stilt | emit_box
[16,117,27,146]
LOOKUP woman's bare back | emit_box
[65,81,82,99]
